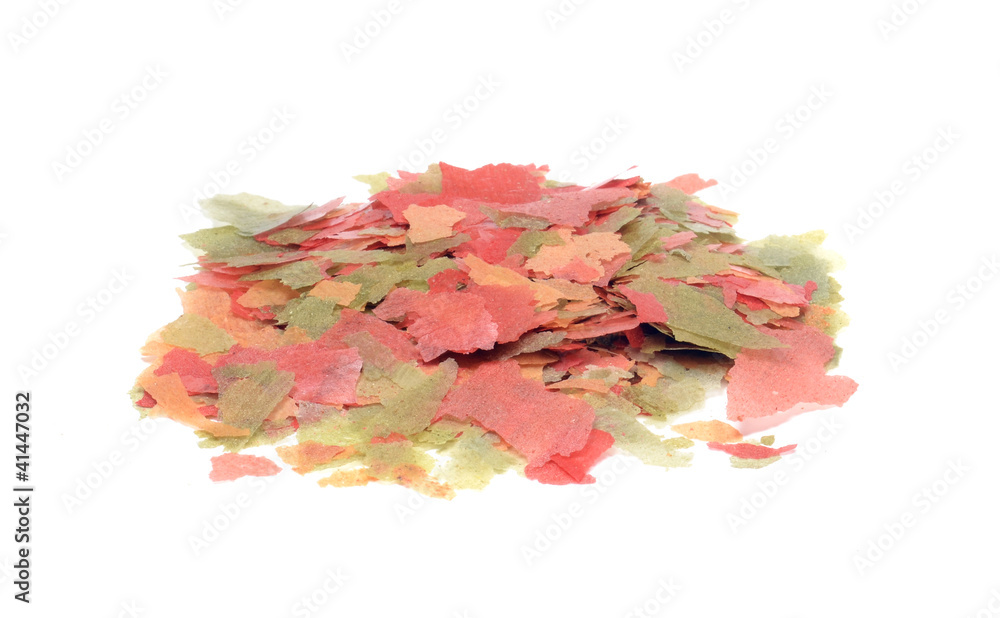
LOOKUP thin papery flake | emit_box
[439,360,595,467]
[133,161,855,498]
[726,323,858,421]
[209,452,282,482]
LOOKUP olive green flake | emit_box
[161,314,235,355]
[241,260,327,289]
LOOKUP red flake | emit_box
[454,227,521,264]
[687,202,728,228]
[466,284,552,343]
[663,231,697,250]
[154,348,218,394]
[135,391,157,408]
[440,162,543,204]
[209,453,282,482]
[624,326,645,348]
[703,275,811,307]
[439,360,594,467]
[665,173,717,194]
[564,314,642,340]
[492,186,634,227]
[707,441,796,459]
[375,288,499,360]
[217,342,363,405]
[523,461,581,485]
[619,286,669,323]
[372,191,441,224]
[550,348,633,373]
[527,428,615,484]
[550,257,603,282]
[323,308,421,362]
[727,323,859,421]
[179,271,250,290]
[427,269,470,293]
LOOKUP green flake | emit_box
[396,163,442,194]
[619,217,663,260]
[646,354,729,393]
[626,245,734,280]
[731,456,780,469]
[628,278,782,356]
[181,226,280,260]
[161,314,235,355]
[591,206,642,233]
[213,362,295,431]
[392,235,468,265]
[266,228,317,246]
[437,426,523,490]
[311,249,395,265]
[411,418,473,447]
[487,331,565,361]
[223,251,309,268]
[274,296,341,339]
[197,423,296,453]
[507,230,566,258]
[354,172,391,195]
[745,231,845,309]
[297,407,371,447]
[340,257,458,308]
[585,393,694,469]
[199,193,307,235]
[621,379,706,420]
[362,441,436,479]
[480,205,552,230]
[372,360,457,436]
[241,260,327,289]
[350,343,458,438]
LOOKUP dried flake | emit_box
[133,162,855,497]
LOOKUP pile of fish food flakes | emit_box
[131,163,856,498]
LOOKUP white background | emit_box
[3,1,999,616]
